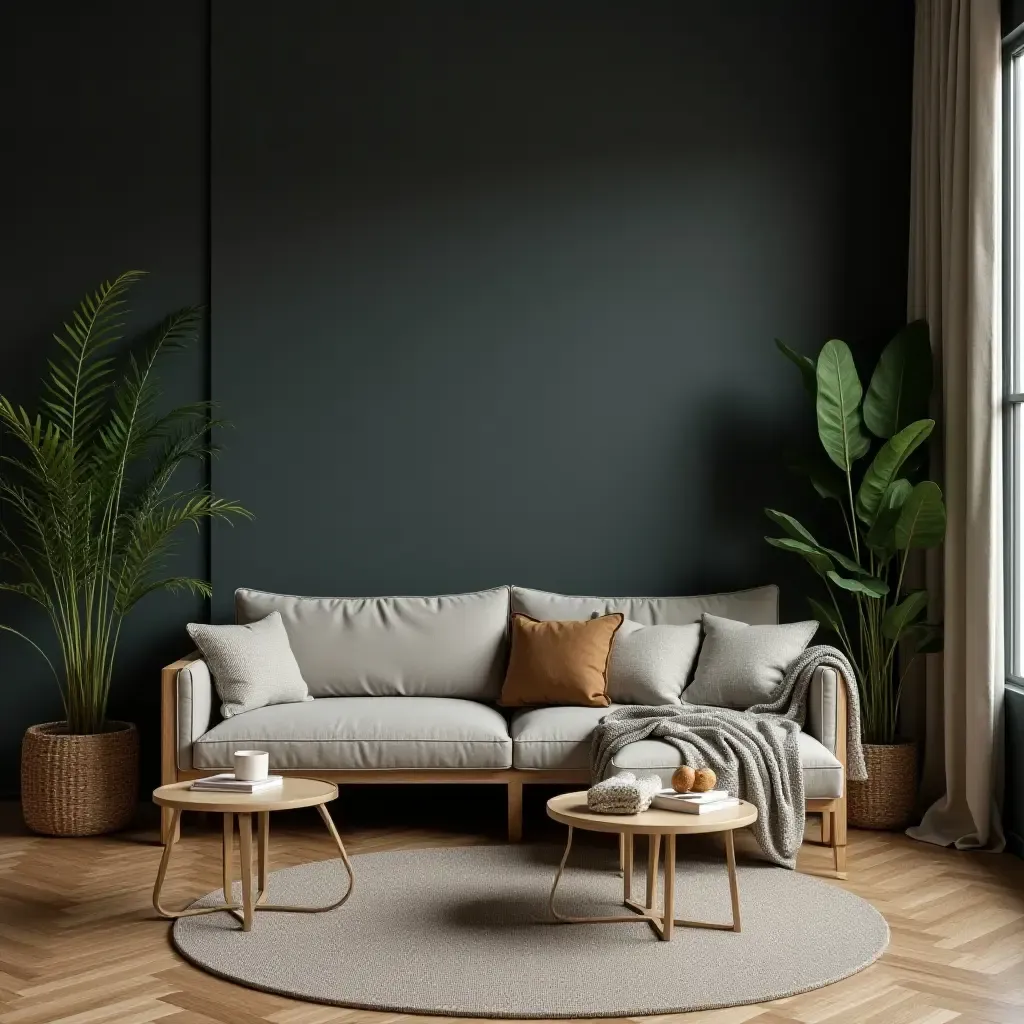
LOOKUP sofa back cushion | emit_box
[510,585,779,626]
[235,587,511,700]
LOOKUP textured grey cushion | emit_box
[511,585,779,626]
[193,696,512,770]
[605,731,844,799]
[187,612,312,719]
[684,614,818,709]
[607,619,701,705]
[235,587,510,700]
[510,705,623,769]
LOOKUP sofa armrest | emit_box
[161,652,214,778]
[806,665,840,755]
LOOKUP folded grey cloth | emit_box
[586,771,663,814]
[590,645,864,868]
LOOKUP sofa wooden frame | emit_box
[161,654,849,878]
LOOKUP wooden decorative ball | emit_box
[691,768,717,792]
[671,766,696,793]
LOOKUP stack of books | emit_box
[190,773,284,794]
[651,788,740,814]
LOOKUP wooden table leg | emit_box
[222,813,233,902]
[253,803,355,915]
[671,828,744,933]
[662,834,676,942]
[622,833,633,903]
[257,811,269,905]
[238,813,254,932]
[726,828,741,932]
[646,834,660,911]
[152,808,241,919]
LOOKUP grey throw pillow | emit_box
[684,613,818,709]
[187,611,312,718]
[606,619,702,706]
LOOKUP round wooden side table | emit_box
[152,778,353,932]
[546,791,758,941]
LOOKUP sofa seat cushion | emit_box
[193,697,512,771]
[601,730,844,799]
[511,705,623,770]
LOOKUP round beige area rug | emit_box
[172,843,888,1017]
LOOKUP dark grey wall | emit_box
[210,0,915,622]
[0,1,209,794]
[0,1,916,796]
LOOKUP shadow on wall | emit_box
[694,398,826,624]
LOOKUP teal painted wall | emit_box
[0,0,915,796]
[0,1,209,794]
[208,0,915,622]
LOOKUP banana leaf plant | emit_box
[0,271,251,735]
[767,322,944,745]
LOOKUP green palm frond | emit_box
[0,274,250,734]
[42,271,146,447]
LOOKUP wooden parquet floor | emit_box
[0,796,1021,1024]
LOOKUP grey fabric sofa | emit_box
[161,583,849,874]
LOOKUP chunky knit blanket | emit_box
[590,645,866,869]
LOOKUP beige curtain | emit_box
[905,0,1004,850]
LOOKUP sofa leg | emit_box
[831,797,847,879]
[161,805,180,847]
[507,780,523,843]
[821,810,831,845]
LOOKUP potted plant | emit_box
[1,271,250,836]
[765,322,944,829]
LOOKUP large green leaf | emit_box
[863,320,933,439]
[865,479,912,554]
[826,570,889,597]
[820,546,867,576]
[894,481,946,549]
[881,589,929,639]
[775,339,817,398]
[765,536,834,575]
[855,419,934,524]
[764,509,818,546]
[816,339,870,471]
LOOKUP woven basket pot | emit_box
[848,740,917,830]
[21,721,139,837]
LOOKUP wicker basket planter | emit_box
[21,721,139,837]
[848,740,917,830]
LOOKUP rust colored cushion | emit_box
[499,613,624,708]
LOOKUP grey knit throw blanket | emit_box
[590,645,866,869]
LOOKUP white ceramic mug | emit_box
[234,749,269,781]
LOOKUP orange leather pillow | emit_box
[499,612,624,708]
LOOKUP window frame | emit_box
[1005,30,1024,688]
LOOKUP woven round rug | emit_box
[172,842,888,1017]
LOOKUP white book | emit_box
[191,774,284,794]
[652,793,740,815]
[658,788,729,803]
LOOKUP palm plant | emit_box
[766,322,945,745]
[0,271,250,735]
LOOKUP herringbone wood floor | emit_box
[0,793,1021,1024]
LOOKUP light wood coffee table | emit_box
[152,778,353,932]
[546,791,758,941]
